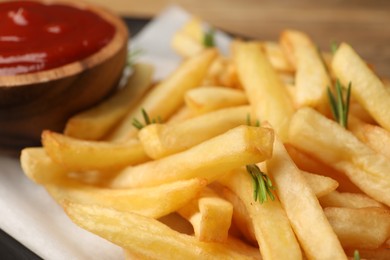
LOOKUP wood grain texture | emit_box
[87,0,390,78]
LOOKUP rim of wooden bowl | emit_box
[0,0,129,87]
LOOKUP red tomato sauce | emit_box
[0,1,115,76]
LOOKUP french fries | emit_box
[19,18,390,259]
[64,63,154,140]
[325,207,390,249]
[42,130,149,171]
[177,188,233,242]
[332,43,390,131]
[233,40,295,140]
[280,30,331,112]
[267,136,347,259]
[288,107,390,207]
[219,167,303,260]
[110,125,274,188]
[47,178,206,219]
[108,48,218,141]
[138,106,250,159]
[64,202,261,260]
[184,86,248,114]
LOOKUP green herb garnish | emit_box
[245,116,274,203]
[246,113,260,127]
[132,109,162,130]
[203,28,215,48]
[246,164,276,204]
[127,48,144,67]
[353,250,360,260]
[327,79,352,129]
[331,41,339,55]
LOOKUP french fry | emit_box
[325,207,390,249]
[64,63,154,140]
[219,167,303,260]
[301,171,339,198]
[285,143,362,193]
[42,130,149,171]
[288,107,390,207]
[332,43,390,131]
[349,116,390,160]
[138,106,250,159]
[261,41,294,72]
[203,56,240,88]
[267,135,347,259]
[233,40,294,140]
[171,31,204,58]
[166,105,194,124]
[280,30,331,112]
[217,185,257,245]
[64,202,261,260]
[320,190,385,209]
[108,48,218,141]
[110,125,274,188]
[20,147,68,184]
[178,188,233,242]
[46,178,206,219]
[184,86,248,115]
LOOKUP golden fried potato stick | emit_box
[325,207,390,249]
[46,178,206,219]
[319,190,385,209]
[108,48,218,141]
[301,171,339,198]
[110,125,274,188]
[233,40,294,140]
[138,106,250,159]
[20,147,68,184]
[42,130,149,171]
[267,135,347,260]
[64,63,154,140]
[285,143,362,193]
[219,167,303,260]
[289,107,390,207]
[280,30,331,112]
[332,43,390,131]
[184,86,248,115]
[260,41,294,73]
[178,188,233,242]
[349,115,390,160]
[64,202,261,259]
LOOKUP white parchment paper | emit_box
[0,6,231,260]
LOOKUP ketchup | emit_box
[0,1,115,76]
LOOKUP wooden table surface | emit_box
[87,0,390,78]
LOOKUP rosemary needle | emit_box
[327,79,352,129]
[246,164,276,204]
[132,109,162,130]
[203,28,215,48]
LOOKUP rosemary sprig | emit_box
[246,164,276,204]
[246,113,260,127]
[353,250,360,260]
[203,28,215,47]
[127,48,144,67]
[245,116,275,203]
[132,109,162,130]
[330,41,338,55]
[327,79,352,129]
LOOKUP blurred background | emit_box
[86,0,390,78]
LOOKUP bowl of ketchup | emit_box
[0,0,128,154]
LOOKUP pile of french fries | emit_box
[20,17,390,259]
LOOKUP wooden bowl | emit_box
[0,0,128,154]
